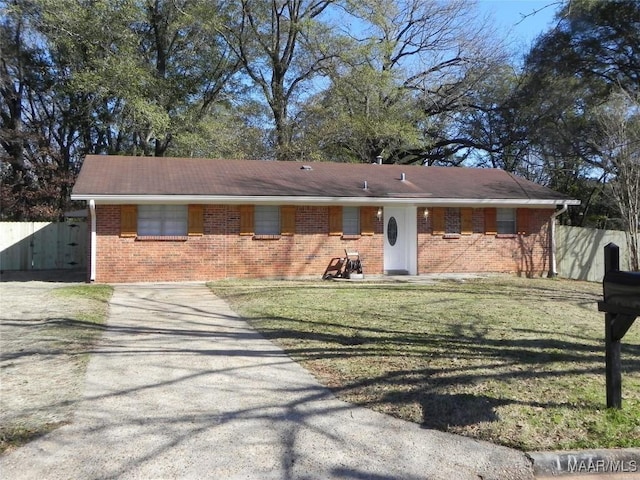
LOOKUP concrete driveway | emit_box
[0,283,534,479]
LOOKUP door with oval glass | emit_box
[383,206,416,275]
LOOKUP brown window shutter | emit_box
[328,206,342,236]
[360,207,375,236]
[120,205,137,237]
[281,205,296,236]
[431,207,445,235]
[461,208,473,235]
[484,208,497,235]
[188,205,204,236]
[239,205,254,236]
[517,208,530,235]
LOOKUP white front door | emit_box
[383,206,417,275]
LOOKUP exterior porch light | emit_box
[423,207,429,219]
[377,207,383,221]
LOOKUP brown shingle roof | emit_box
[72,155,576,205]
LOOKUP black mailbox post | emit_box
[597,243,639,409]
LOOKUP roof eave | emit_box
[71,194,580,207]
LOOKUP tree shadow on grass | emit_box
[420,393,508,428]
[252,310,640,444]
[0,317,107,361]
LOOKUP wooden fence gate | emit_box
[0,221,87,271]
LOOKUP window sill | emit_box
[135,236,189,242]
[495,234,517,239]
[443,234,460,239]
[253,234,281,240]
[341,234,361,240]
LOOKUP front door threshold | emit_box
[385,270,409,275]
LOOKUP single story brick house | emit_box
[71,155,579,283]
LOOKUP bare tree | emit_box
[218,0,337,160]
[595,89,640,270]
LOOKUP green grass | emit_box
[208,276,640,451]
[0,422,67,454]
[44,285,114,350]
[52,284,113,324]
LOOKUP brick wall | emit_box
[91,205,553,282]
[417,208,552,277]
[93,205,383,282]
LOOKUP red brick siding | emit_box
[92,205,553,282]
[93,205,383,282]
[417,208,552,277]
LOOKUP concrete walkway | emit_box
[0,284,534,480]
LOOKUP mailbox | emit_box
[603,271,640,310]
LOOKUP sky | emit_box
[477,0,562,53]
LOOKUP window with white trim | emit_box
[343,207,360,235]
[496,208,516,234]
[255,205,280,235]
[137,205,188,236]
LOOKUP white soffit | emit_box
[71,194,580,207]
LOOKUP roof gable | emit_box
[71,155,578,206]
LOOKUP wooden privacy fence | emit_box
[556,225,631,282]
[0,221,87,271]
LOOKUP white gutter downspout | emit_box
[548,204,568,278]
[89,199,96,282]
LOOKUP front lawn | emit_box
[208,275,640,451]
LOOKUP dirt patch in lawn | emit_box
[0,281,112,453]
